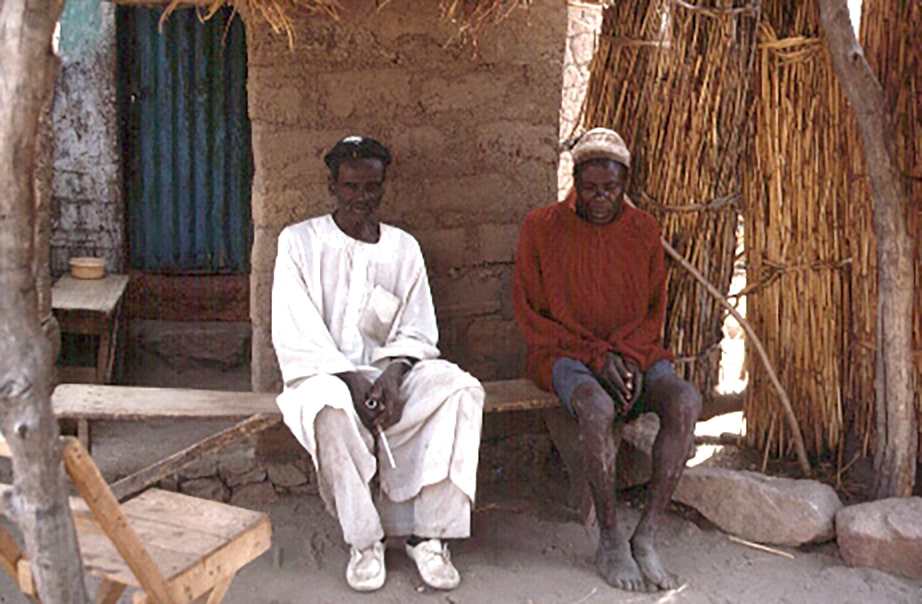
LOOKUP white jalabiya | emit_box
[272,214,484,549]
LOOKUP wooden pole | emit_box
[819,0,917,497]
[0,0,88,599]
[662,237,812,477]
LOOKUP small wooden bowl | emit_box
[69,257,106,280]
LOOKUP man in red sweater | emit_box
[513,128,701,592]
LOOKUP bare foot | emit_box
[631,535,679,591]
[595,540,648,592]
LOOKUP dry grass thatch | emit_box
[580,0,760,400]
[160,0,527,48]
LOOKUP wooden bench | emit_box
[0,435,271,603]
[52,380,560,451]
[51,381,589,513]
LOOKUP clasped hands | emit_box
[337,358,414,431]
[598,352,643,414]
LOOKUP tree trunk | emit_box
[0,0,89,600]
[819,0,917,498]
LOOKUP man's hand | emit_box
[335,371,378,430]
[367,358,414,429]
[599,352,643,414]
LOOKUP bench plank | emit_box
[52,384,279,420]
[52,379,557,462]
[483,379,557,413]
[54,379,556,420]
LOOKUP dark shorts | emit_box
[551,357,677,419]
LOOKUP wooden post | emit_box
[0,0,88,600]
[819,0,917,497]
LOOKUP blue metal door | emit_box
[118,6,252,273]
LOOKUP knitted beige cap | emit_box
[569,128,630,168]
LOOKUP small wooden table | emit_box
[52,274,130,385]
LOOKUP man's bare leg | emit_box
[570,382,647,592]
[630,375,701,590]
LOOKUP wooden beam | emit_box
[52,384,279,421]
[110,413,280,501]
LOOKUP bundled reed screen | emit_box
[580,0,657,158]
[582,0,918,467]
[741,2,858,459]
[859,0,922,461]
[580,0,760,399]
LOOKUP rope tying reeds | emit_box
[673,342,722,368]
[670,0,761,18]
[638,190,741,213]
[596,34,665,48]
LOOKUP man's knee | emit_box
[571,381,617,428]
[668,381,702,428]
[650,377,701,428]
[316,406,352,434]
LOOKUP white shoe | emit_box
[405,539,461,590]
[346,541,386,592]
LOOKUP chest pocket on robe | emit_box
[359,285,401,344]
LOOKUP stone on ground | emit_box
[836,497,922,580]
[673,466,842,546]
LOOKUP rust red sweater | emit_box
[513,191,673,392]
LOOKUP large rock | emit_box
[673,466,842,546]
[836,497,922,580]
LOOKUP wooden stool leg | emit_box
[17,559,36,598]
[97,327,112,384]
[203,574,235,604]
[0,527,25,583]
[95,579,126,604]
[77,419,91,454]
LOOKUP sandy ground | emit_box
[1,345,920,603]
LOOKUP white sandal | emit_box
[405,538,460,590]
[346,541,386,591]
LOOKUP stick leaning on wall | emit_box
[662,237,812,477]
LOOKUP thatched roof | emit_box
[160,0,528,48]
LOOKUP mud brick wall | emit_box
[247,0,567,392]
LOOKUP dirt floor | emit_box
[1,341,920,604]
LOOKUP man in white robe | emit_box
[272,135,484,592]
